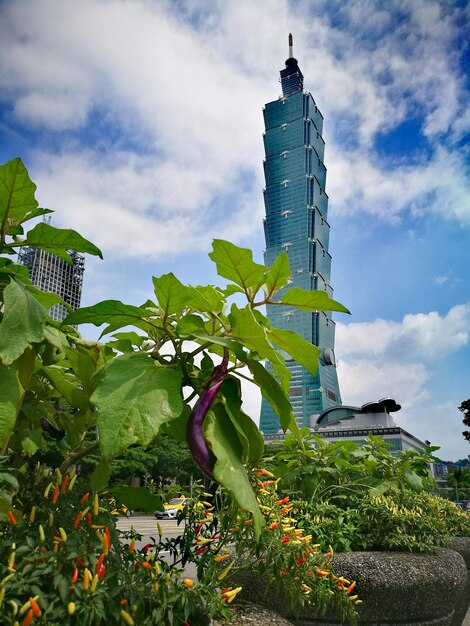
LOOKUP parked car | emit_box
[155,497,190,519]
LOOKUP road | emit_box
[116,514,198,578]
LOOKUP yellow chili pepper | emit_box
[128,538,135,554]
[38,525,45,543]
[29,506,36,523]
[58,527,68,542]
[83,568,91,590]
[120,609,135,625]
[0,587,5,605]
[67,602,76,615]
[48,513,54,527]
[93,493,99,516]
[68,473,77,491]
[182,578,193,588]
[55,467,62,485]
[90,573,99,592]
[9,599,19,615]
[218,560,234,581]
[44,482,53,499]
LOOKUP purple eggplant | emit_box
[40,417,66,441]
[187,349,228,481]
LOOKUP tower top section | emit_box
[280,33,304,97]
[285,33,298,67]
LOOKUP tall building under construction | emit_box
[18,247,85,322]
[260,36,341,433]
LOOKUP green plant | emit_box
[266,432,470,553]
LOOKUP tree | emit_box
[459,399,470,443]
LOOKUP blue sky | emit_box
[1,0,469,460]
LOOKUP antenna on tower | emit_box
[288,33,294,58]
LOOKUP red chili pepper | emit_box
[86,512,92,526]
[22,608,34,626]
[121,599,128,605]
[194,523,203,534]
[98,565,106,579]
[73,511,83,529]
[76,557,85,567]
[277,496,290,505]
[142,561,151,570]
[295,557,306,565]
[282,535,290,544]
[52,484,59,504]
[196,546,208,555]
[95,553,105,574]
[8,511,17,525]
[142,543,152,554]
[80,492,90,504]
[71,567,79,584]
[61,474,70,493]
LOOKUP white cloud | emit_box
[336,304,470,361]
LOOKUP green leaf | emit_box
[176,314,206,336]
[403,470,423,491]
[111,485,163,513]
[264,252,291,297]
[190,333,247,361]
[0,279,48,365]
[90,461,111,491]
[91,353,184,458]
[187,284,225,313]
[268,327,320,378]
[204,410,264,539]
[65,339,107,397]
[280,287,350,314]
[209,240,266,295]
[24,222,103,261]
[41,365,89,412]
[0,362,23,448]
[218,378,264,462]
[246,357,294,431]
[25,284,66,311]
[0,158,51,236]
[63,300,146,330]
[152,273,190,317]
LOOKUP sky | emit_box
[1,0,469,461]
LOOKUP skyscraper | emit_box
[260,35,341,433]
[18,247,85,322]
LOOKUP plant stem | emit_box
[59,441,100,474]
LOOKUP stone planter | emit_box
[229,546,468,626]
[448,537,470,626]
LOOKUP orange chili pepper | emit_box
[61,474,70,493]
[73,511,83,529]
[104,527,111,548]
[128,538,136,554]
[142,561,151,570]
[268,521,280,530]
[347,581,356,594]
[277,496,290,505]
[8,511,17,526]
[52,484,59,504]
[80,492,90,505]
[29,597,41,617]
[22,608,34,626]
[71,568,79,584]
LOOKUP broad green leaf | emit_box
[0,158,50,234]
[369,481,391,498]
[176,314,206,336]
[187,285,225,313]
[403,470,423,491]
[217,378,264,462]
[0,259,31,284]
[280,287,350,314]
[204,410,264,539]
[152,273,190,317]
[264,252,291,298]
[111,332,146,348]
[90,461,111,491]
[229,305,291,391]
[246,357,294,431]
[209,240,266,295]
[24,222,103,261]
[268,327,320,378]
[19,429,42,456]
[0,362,23,447]
[26,284,66,311]
[161,404,191,442]
[63,300,146,330]
[92,353,183,458]
[41,366,89,412]
[65,339,107,396]
[111,485,163,513]
[0,279,48,365]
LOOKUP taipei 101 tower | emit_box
[260,35,342,434]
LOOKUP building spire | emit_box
[285,32,298,67]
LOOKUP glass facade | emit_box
[260,45,341,433]
[18,247,85,322]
